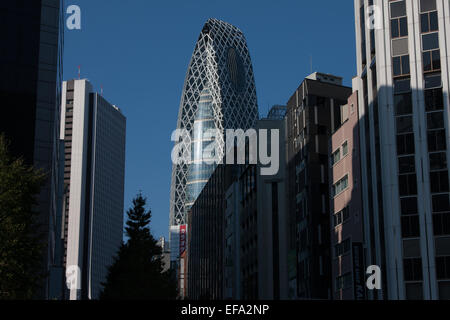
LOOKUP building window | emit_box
[433,213,450,235]
[422,32,439,51]
[390,1,408,39]
[427,111,445,130]
[335,272,353,291]
[427,130,447,152]
[332,175,349,197]
[425,88,444,111]
[405,283,424,300]
[420,10,438,33]
[333,206,350,227]
[391,17,408,39]
[404,258,423,281]
[335,238,351,257]
[398,173,417,196]
[332,149,341,166]
[394,77,411,93]
[430,171,449,194]
[429,152,447,171]
[432,194,450,213]
[401,215,420,238]
[394,92,413,115]
[401,197,418,215]
[398,156,416,174]
[397,133,415,155]
[423,49,441,72]
[436,256,450,280]
[342,141,348,157]
[425,73,442,90]
[420,0,437,14]
[396,115,414,134]
[393,55,410,76]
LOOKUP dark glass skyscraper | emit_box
[0,1,65,298]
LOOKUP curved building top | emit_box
[169,18,259,226]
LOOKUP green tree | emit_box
[0,134,46,299]
[100,193,177,300]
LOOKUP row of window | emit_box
[389,4,424,275]
[391,2,441,76]
[404,256,450,282]
[423,70,448,204]
[420,3,445,217]
[420,5,450,238]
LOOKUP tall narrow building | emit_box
[169,18,259,230]
[329,85,366,300]
[61,79,126,300]
[0,1,65,298]
[286,72,352,299]
[355,0,450,299]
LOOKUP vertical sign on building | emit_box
[352,242,366,300]
[179,225,187,255]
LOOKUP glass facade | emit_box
[0,0,65,298]
[185,87,217,212]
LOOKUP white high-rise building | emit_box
[354,0,450,299]
[60,79,126,300]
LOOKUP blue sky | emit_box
[63,0,357,240]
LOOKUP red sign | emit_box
[179,225,187,255]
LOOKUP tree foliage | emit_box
[0,134,46,299]
[100,193,177,300]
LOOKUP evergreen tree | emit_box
[0,134,46,299]
[100,193,177,300]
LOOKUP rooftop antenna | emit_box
[100,84,103,96]
[77,65,81,79]
[310,55,313,74]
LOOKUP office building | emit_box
[355,0,450,299]
[61,79,126,300]
[286,72,352,299]
[0,0,65,298]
